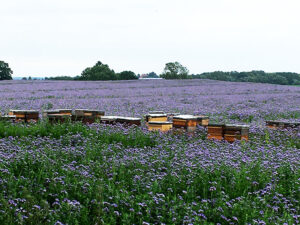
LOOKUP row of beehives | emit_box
[0,109,299,143]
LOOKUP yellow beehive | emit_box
[147,121,173,132]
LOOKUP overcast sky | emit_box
[1,0,300,77]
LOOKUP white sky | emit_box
[1,0,300,77]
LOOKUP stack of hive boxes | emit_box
[145,112,172,132]
[172,115,199,133]
[207,123,250,143]
[8,110,39,123]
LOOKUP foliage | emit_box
[117,71,138,80]
[0,60,13,80]
[79,61,117,81]
[160,62,189,79]
[192,70,300,85]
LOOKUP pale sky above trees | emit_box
[1,0,300,77]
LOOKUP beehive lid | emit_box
[100,116,119,121]
[117,117,141,121]
[146,113,167,117]
[148,121,173,125]
[10,110,39,113]
[173,115,198,120]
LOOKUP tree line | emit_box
[1,59,300,85]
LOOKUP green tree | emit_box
[160,62,189,79]
[118,71,138,80]
[80,61,117,80]
[0,61,13,80]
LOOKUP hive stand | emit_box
[172,115,198,132]
[207,123,224,140]
[147,121,173,132]
[9,110,39,123]
[224,124,250,143]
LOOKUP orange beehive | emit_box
[173,115,198,132]
[224,124,250,143]
[207,123,224,140]
[43,109,73,119]
[147,121,173,132]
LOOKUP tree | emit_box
[118,71,138,80]
[0,61,13,80]
[80,61,117,81]
[160,62,189,79]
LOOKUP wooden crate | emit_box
[47,114,72,123]
[224,124,249,143]
[145,114,168,122]
[207,123,224,140]
[148,121,173,132]
[194,115,209,126]
[173,115,198,132]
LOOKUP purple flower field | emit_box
[0,79,299,224]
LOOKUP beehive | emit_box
[47,114,72,123]
[116,117,141,126]
[266,120,300,129]
[173,115,198,132]
[74,109,104,118]
[207,123,224,140]
[100,116,119,125]
[148,121,173,132]
[195,115,209,126]
[145,114,168,122]
[9,110,39,122]
[224,124,250,143]
[43,109,73,119]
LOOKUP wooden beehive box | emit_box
[148,121,173,132]
[47,114,72,123]
[224,124,250,143]
[9,110,39,122]
[173,115,198,132]
[265,120,285,129]
[145,114,168,122]
[207,123,224,140]
[74,109,105,118]
[116,117,141,126]
[195,115,209,126]
[100,116,119,125]
[43,109,73,119]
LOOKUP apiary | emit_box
[47,114,72,123]
[116,117,141,126]
[224,124,250,143]
[172,115,198,132]
[195,115,209,126]
[207,123,224,140]
[145,113,168,122]
[147,121,173,132]
[9,110,39,122]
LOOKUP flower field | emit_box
[0,79,299,224]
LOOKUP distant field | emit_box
[0,80,299,224]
